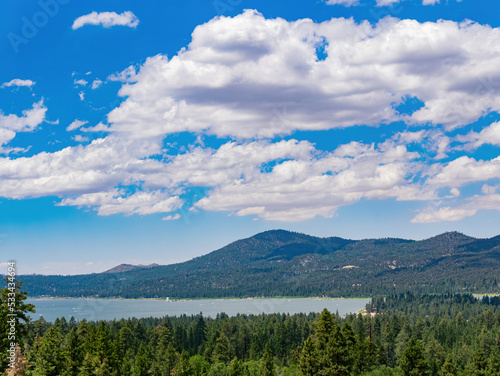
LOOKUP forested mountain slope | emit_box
[20,230,500,298]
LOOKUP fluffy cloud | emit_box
[0,129,427,220]
[0,136,160,199]
[412,187,500,223]
[107,66,138,83]
[91,79,103,89]
[457,122,500,149]
[1,79,35,88]
[72,11,139,30]
[74,79,88,86]
[191,141,426,221]
[325,0,360,6]
[67,119,89,131]
[163,213,181,221]
[376,0,403,5]
[58,190,183,216]
[106,11,500,140]
[411,206,477,223]
[73,135,90,142]
[427,156,500,189]
[2,11,500,223]
[0,101,47,151]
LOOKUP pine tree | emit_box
[425,337,445,376]
[299,337,318,376]
[323,324,350,376]
[194,314,207,350]
[213,333,231,364]
[259,344,275,376]
[131,344,150,376]
[189,354,210,375]
[399,338,428,376]
[64,328,82,376]
[471,348,488,376]
[438,354,457,376]
[94,322,111,362]
[78,353,98,376]
[315,309,335,349]
[30,326,66,376]
[487,349,500,376]
[174,350,194,376]
[229,357,245,376]
[341,322,357,370]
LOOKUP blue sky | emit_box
[1,0,500,275]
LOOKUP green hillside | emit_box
[20,230,500,298]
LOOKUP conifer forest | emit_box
[1,280,500,375]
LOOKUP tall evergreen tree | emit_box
[299,337,318,376]
[471,348,488,376]
[438,354,457,376]
[30,326,66,376]
[194,314,207,350]
[229,357,245,376]
[259,344,275,376]
[213,333,231,364]
[174,350,194,376]
[487,349,500,376]
[399,338,428,376]
[63,327,82,376]
[131,344,150,376]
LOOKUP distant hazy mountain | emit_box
[103,264,159,274]
[20,230,500,298]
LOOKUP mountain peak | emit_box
[103,263,159,274]
[426,231,475,242]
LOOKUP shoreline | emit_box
[27,296,373,301]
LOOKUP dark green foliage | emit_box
[131,344,150,376]
[3,292,500,375]
[174,350,194,376]
[259,344,275,376]
[299,336,318,376]
[439,355,457,376]
[30,326,66,376]
[399,338,427,376]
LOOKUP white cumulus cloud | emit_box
[376,0,404,6]
[73,135,90,143]
[72,11,139,30]
[74,79,88,86]
[325,0,360,6]
[1,79,35,88]
[1,11,500,223]
[163,213,181,221]
[59,189,183,216]
[106,11,500,140]
[67,119,89,132]
[91,79,103,89]
[457,122,500,149]
[0,101,47,151]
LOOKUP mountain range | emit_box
[20,230,500,298]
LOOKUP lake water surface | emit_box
[27,298,371,322]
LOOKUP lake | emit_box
[27,298,371,322]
